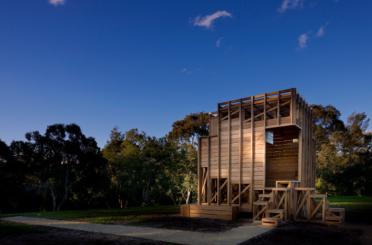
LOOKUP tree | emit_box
[312,106,372,195]
[103,128,177,207]
[0,139,26,212]
[311,104,345,150]
[11,124,109,211]
[168,112,209,145]
[167,112,209,204]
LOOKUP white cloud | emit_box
[316,26,325,37]
[316,24,328,37]
[298,33,309,48]
[48,0,65,6]
[278,0,304,13]
[181,68,192,74]
[216,37,224,48]
[193,10,232,29]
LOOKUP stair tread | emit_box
[262,217,280,221]
[259,194,272,197]
[253,201,269,205]
[267,209,284,213]
[327,207,345,212]
[326,216,343,220]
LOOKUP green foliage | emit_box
[103,129,179,207]
[1,124,109,212]
[167,112,209,204]
[168,112,209,145]
[0,139,26,212]
[103,112,209,207]
[312,105,372,195]
[2,105,370,213]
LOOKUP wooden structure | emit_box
[181,88,344,224]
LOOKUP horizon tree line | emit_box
[0,104,371,212]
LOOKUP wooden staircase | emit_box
[253,180,345,227]
[326,208,345,224]
[252,193,273,223]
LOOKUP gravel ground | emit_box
[0,221,173,245]
[241,222,366,245]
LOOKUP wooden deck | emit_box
[181,204,239,221]
[182,180,345,225]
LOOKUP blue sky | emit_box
[0,0,371,147]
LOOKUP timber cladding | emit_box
[180,89,346,223]
[196,88,316,218]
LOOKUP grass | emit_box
[1,205,180,224]
[328,195,372,205]
[1,196,371,225]
[0,221,44,236]
[328,195,372,224]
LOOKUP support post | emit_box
[250,96,255,210]
[228,102,232,205]
[263,93,266,188]
[217,106,221,204]
[291,88,296,125]
[207,136,211,205]
[277,91,281,125]
[197,137,201,205]
[239,100,243,205]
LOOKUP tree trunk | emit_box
[186,189,191,204]
[56,168,70,211]
[49,186,57,211]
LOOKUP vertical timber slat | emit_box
[207,136,211,204]
[188,88,326,222]
[250,96,255,209]
[197,137,201,205]
[239,100,243,205]
[217,105,221,204]
[297,95,302,184]
[277,92,281,125]
[263,93,267,188]
[228,102,232,204]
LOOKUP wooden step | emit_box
[267,209,284,214]
[262,217,280,227]
[325,215,343,224]
[326,207,345,224]
[258,194,273,200]
[267,209,284,220]
[254,201,269,206]
[327,207,345,213]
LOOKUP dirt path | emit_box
[1,216,271,245]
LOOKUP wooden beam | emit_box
[228,101,232,205]
[263,93,266,188]
[217,107,221,204]
[239,100,243,206]
[232,184,250,203]
[207,136,211,205]
[291,88,296,125]
[277,92,280,125]
[197,137,201,205]
[250,96,255,210]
